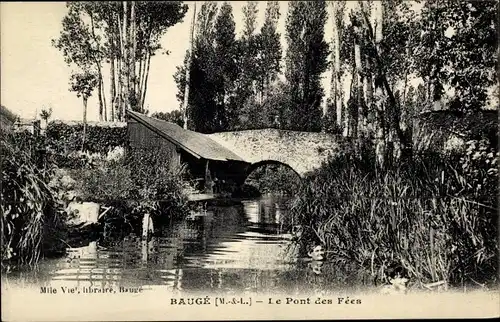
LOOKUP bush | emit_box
[291,146,498,289]
[70,147,190,237]
[246,164,302,195]
[1,130,70,267]
[45,121,127,156]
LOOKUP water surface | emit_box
[2,195,362,296]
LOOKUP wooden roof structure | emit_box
[126,110,246,162]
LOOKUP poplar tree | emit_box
[284,1,329,132]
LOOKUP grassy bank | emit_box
[291,139,498,290]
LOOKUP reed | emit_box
[1,130,69,268]
[291,143,498,289]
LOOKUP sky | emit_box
[1,1,297,122]
[4,1,486,123]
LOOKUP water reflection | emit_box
[3,195,352,295]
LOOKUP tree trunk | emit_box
[328,3,335,119]
[109,17,116,122]
[333,1,343,129]
[354,29,363,137]
[343,67,355,137]
[141,51,151,113]
[130,0,137,111]
[116,14,124,121]
[110,55,116,122]
[371,1,386,169]
[122,1,129,115]
[137,55,143,109]
[97,78,103,121]
[364,55,374,136]
[182,2,197,130]
[117,56,123,120]
[82,97,88,151]
[89,11,105,122]
[101,75,107,121]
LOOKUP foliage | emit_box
[284,1,329,132]
[54,1,188,119]
[231,1,260,129]
[231,80,293,130]
[70,147,189,226]
[53,2,106,120]
[175,1,282,132]
[175,2,239,133]
[415,0,498,109]
[1,105,19,124]
[379,0,420,87]
[70,159,133,203]
[413,110,499,154]
[291,148,498,289]
[246,163,302,196]
[1,130,69,267]
[151,110,184,127]
[52,3,104,70]
[258,1,282,90]
[40,106,53,126]
[459,139,498,202]
[45,121,127,164]
[69,71,98,100]
[232,1,282,131]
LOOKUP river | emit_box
[2,194,363,296]
[3,195,499,321]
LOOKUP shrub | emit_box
[291,147,498,289]
[45,121,127,157]
[246,164,302,195]
[70,147,190,237]
[1,130,69,267]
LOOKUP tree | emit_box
[284,1,329,132]
[415,0,497,110]
[329,0,421,167]
[55,2,188,121]
[39,106,53,128]
[257,1,282,103]
[181,2,197,129]
[69,71,99,150]
[174,2,240,133]
[232,1,260,129]
[53,2,107,121]
[213,2,239,131]
[151,110,184,127]
[328,1,346,132]
[175,2,220,133]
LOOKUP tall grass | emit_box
[1,130,69,268]
[291,141,498,289]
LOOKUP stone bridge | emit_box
[206,129,342,178]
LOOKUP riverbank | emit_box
[0,127,191,269]
[290,139,498,291]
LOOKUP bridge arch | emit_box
[243,159,302,183]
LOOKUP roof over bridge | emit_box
[126,110,246,162]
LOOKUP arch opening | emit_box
[243,160,302,196]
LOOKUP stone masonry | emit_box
[206,129,341,177]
